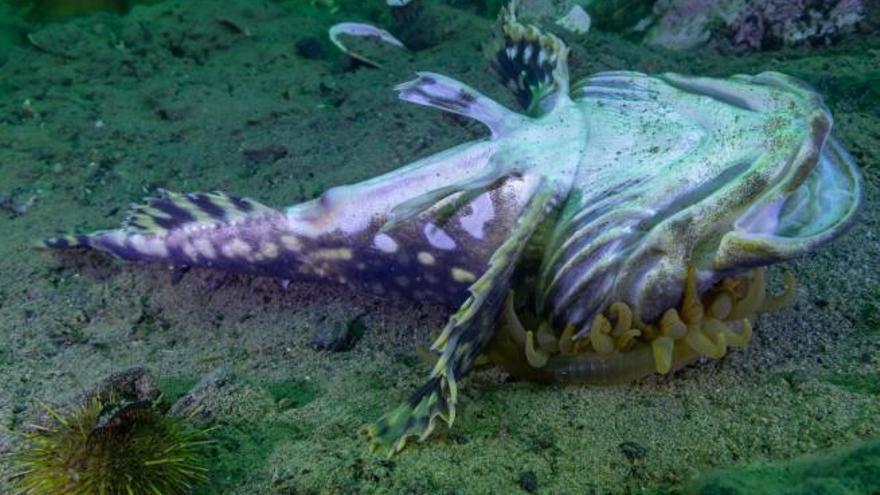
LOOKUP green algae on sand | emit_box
[689,440,880,495]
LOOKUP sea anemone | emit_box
[10,397,211,495]
[489,266,797,384]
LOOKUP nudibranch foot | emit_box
[488,266,796,385]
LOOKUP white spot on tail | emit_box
[423,222,456,250]
[222,238,252,258]
[373,233,399,253]
[129,234,169,258]
[417,251,436,266]
[257,242,279,260]
[181,241,198,261]
[280,235,303,252]
[459,192,495,240]
[312,248,353,261]
[193,238,216,259]
[451,267,476,283]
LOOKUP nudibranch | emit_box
[43,2,862,454]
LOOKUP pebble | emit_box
[170,366,236,419]
[619,441,647,461]
[309,317,366,352]
[296,36,326,60]
[85,366,160,403]
[518,470,538,493]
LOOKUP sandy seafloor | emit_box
[0,1,879,493]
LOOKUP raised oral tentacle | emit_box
[589,314,615,354]
[525,331,550,368]
[727,267,766,320]
[609,302,632,337]
[681,265,704,325]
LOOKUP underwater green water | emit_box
[0,0,878,494]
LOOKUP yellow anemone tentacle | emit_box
[684,325,725,359]
[681,265,704,325]
[525,330,550,368]
[609,302,632,337]
[652,336,675,374]
[589,314,615,354]
[616,328,641,350]
[559,324,576,356]
[727,267,766,320]
[660,308,687,339]
[488,262,796,385]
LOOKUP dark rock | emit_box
[170,366,236,419]
[390,1,478,52]
[242,144,289,163]
[619,441,647,461]
[814,298,829,308]
[309,316,367,352]
[295,36,325,60]
[518,470,538,493]
[451,432,469,445]
[85,366,160,404]
[156,105,192,121]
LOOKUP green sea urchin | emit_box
[11,397,211,495]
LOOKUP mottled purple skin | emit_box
[46,157,530,308]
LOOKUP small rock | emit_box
[170,366,236,419]
[156,105,192,121]
[295,36,325,60]
[390,2,444,51]
[619,441,647,461]
[518,470,538,493]
[86,366,160,404]
[814,298,829,308]
[309,316,367,352]
[242,144,289,163]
